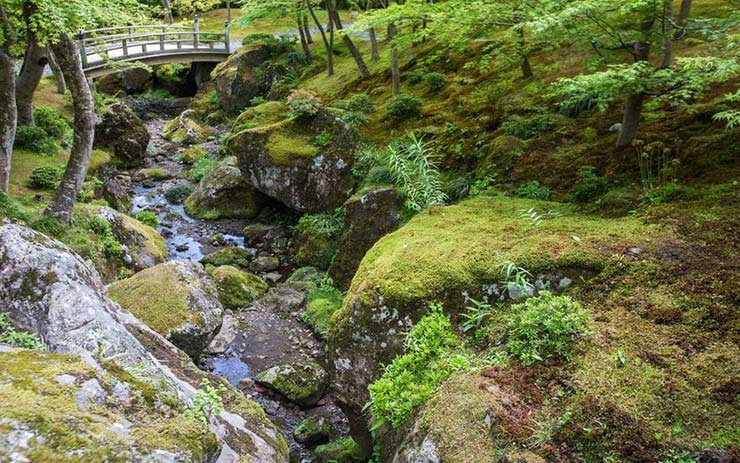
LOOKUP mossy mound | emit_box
[314,437,365,463]
[163,110,215,145]
[108,262,224,359]
[255,362,329,407]
[294,414,332,446]
[233,101,287,130]
[327,194,670,445]
[93,102,150,167]
[184,157,266,220]
[133,167,174,182]
[180,146,209,165]
[201,247,253,269]
[211,265,268,309]
[0,348,218,462]
[295,230,337,270]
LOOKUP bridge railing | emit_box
[79,18,230,69]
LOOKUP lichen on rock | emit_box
[211,265,268,309]
[255,361,329,407]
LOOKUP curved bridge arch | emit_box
[80,20,232,79]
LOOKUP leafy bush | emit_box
[406,68,428,84]
[387,94,422,120]
[187,158,219,182]
[516,181,551,200]
[314,128,333,147]
[296,207,344,239]
[0,313,44,350]
[366,303,470,429]
[572,166,608,202]
[505,292,590,366]
[381,135,447,211]
[287,89,322,118]
[33,106,71,143]
[424,72,448,91]
[343,111,369,128]
[165,183,193,204]
[14,125,61,155]
[28,165,64,190]
[500,114,552,140]
[346,94,375,114]
[136,210,159,228]
[186,379,226,423]
[365,165,394,186]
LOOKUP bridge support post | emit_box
[77,31,87,68]
[224,21,230,52]
[194,15,200,49]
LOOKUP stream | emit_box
[124,99,349,462]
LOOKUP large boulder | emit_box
[80,205,167,273]
[212,43,277,114]
[108,261,224,359]
[163,109,215,145]
[255,361,329,407]
[97,68,153,95]
[211,265,268,310]
[0,225,289,462]
[184,156,267,220]
[328,187,403,289]
[326,195,666,449]
[94,103,150,167]
[228,107,356,212]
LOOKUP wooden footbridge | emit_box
[80,17,232,78]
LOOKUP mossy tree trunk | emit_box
[302,12,313,44]
[16,4,48,127]
[367,0,380,61]
[48,49,66,94]
[296,1,312,60]
[306,0,333,76]
[0,5,16,193]
[616,18,654,149]
[660,0,674,68]
[45,34,96,223]
[518,28,534,79]
[328,0,370,79]
[389,23,400,96]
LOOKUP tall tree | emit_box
[327,0,370,78]
[48,49,66,94]
[15,2,47,126]
[306,0,333,75]
[0,3,16,193]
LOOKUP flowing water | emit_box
[125,100,348,461]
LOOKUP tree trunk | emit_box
[296,3,312,60]
[518,29,534,79]
[48,50,66,94]
[389,23,400,96]
[46,34,96,224]
[303,13,313,43]
[16,34,48,126]
[328,1,370,78]
[660,0,674,68]
[616,21,653,149]
[678,0,692,26]
[369,28,380,60]
[306,0,333,75]
[0,5,16,193]
[161,0,174,24]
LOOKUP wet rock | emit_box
[256,285,306,313]
[250,255,280,273]
[329,187,403,290]
[228,106,356,213]
[94,103,150,167]
[97,68,153,95]
[242,223,286,248]
[0,225,289,463]
[133,167,174,183]
[108,261,224,359]
[184,156,266,220]
[255,362,328,407]
[201,247,253,269]
[314,437,366,463]
[285,267,323,291]
[162,109,215,145]
[102,176,131,212]
[205,313,239,354]
[164,182,193,204]
[212,43,278,114]
[211,265,268,310]
[293,415,332,447]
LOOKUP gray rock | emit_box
[255,362,329,407]
[206,313,239,355]
[293,414,331,447]
[102,177,131,212]
[250,255,280,273]
[76,379,106,412]
[94,103,150,167]
[212,44,275,114]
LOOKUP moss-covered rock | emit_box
[108,261,224,359]
[227,107,356,213]
[94,103,150,167]
[328,187,403,289]
[233,100,287,129]
[314,437,366,463]
[211,265,268,309]
[295,230,337,270]
[294,414,332,446]
[133,167,174,182]
[180,146,209,165]
[163,109,215,145]
[255,361,329,407]
[327,194,670,446]
[184,157,267,220]
[97,68,153,95]
[201,247,253,269]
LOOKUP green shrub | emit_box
[28,165,64,190]
[346,93,375,114]
[505,292,590,366]
[406,68,428,84]
[287,89,322,118]
[364,165,394,186]
[33,106,72,143]
[0,193,28,221]
[314,129,333,147]
[381,135,447,211]
[296,208,344,239]
[187,158,219,182]
[424,72,448,91]
[0,313,44,350]
[165,183,193,204]
[500,114,552,140]
[516,181,551,200]
[572,166,608,202]
[136,210,159,228]
[14,126,61,155]
[367,303,470,429]
[343,111,369,128]
[387,94,422,120]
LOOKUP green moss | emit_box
[89,149,113,173]
[133,168,173,182]
[265,131,320,166]
[179,146,208,165]
[108,264,204,335]
[211,265,268,310]
[255,362,327,407]
[314,437,365,463]
[163,116,214,145]
[295,231,337,270]
[201,247,252,268]
[233,101,287,131]
[303,286,345,339]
